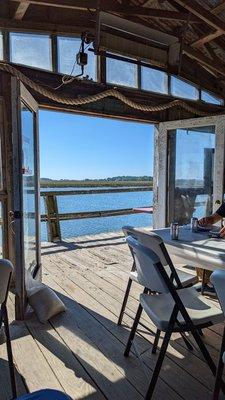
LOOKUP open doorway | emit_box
[39,110,154,241]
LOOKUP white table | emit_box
[153,227,225,272]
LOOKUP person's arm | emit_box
[198,213,222,226]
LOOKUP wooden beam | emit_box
[191,30,223,47]
[183,44,225,76]
[173,0,225,33]
[211,1,225,15]
[190,1,225,46]
[9,0,201,21]
[0,17,93,35]
[14,1,30,20]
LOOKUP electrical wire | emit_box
[54,40,86,90]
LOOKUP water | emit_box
[40,188,210,241]
[41,187,153,240]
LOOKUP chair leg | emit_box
[3,307,17,399]
[189,326,225,395]
[145,324,173,399]
[118,278,133,326]
[191,328,216,375]
[152,329,161,354]
[180,332,193,351]
[124,303,143,357]
[213,328,225,400]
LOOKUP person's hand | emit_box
[198,217,212,227]
[219,226,225,237]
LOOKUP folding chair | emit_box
[211,270,225,400]
[118,226,198,353]
[124,236,224,399]
[0,259,17,399]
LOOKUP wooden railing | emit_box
[40,187,152,242]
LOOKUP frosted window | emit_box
[106,57,137,88]
[201,90,223,105]
[171,76,199,100]
[141,66,168,94]
[10,32,52,70]
[57,36,96,80]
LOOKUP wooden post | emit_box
[44,194,61,242]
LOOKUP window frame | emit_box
[9,31,53,72]
[0,29,223,105]
[57,34,97,81]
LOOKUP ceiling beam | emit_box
[10,0,201,21]
[183,44,225,76]
[0,17,93,35]
[173,0,225,33]
[191,30,223,47]
[211,1,225,15]
[14,1,30,20]
[190,1,225,46]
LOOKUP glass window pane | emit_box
[21,102,37,273]
[106,57,137,88]
[10,32,52,70]
[0,32,3,60]
[0,203,3,257]
[141,66,168,94]
[57,36,96,81]
[167,126,215,225]
[171,76,199,100]
[201,90,223,105]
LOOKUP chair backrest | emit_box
[211,270,225,316]
[123,226,169,267]
[126,236,197,329]
[123,226,182,288]
[0,259,13,305]
[126,236,170,293]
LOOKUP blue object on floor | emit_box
[17,389,72,400]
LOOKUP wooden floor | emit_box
[1,231,225,399]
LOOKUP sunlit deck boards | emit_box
[1,231,225,399]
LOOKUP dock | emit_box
[1,231,224,400]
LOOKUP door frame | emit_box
[12,79,40,319]
[153,115,225,228]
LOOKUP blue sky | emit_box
[39,110,154,180]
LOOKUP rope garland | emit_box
[0,62,213,116]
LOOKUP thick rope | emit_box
[0,62,213,116]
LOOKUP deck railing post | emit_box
[44,194,61,242]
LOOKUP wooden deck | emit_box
[1,231,225,399]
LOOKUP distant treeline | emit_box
[40,176,153,188]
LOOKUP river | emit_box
[40,187,153,240]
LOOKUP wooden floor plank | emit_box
[42,253,215,399]
[3,231,223,400]
[43,273,182,400]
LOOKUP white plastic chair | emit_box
[118,226,198,352]
[124,236,224,399]
[210,270,225,399]
[0,259,17,399]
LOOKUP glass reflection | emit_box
[168,126,215,225]
[21,103,37,273]
[0,203,3,257]
[0,32,3,60]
